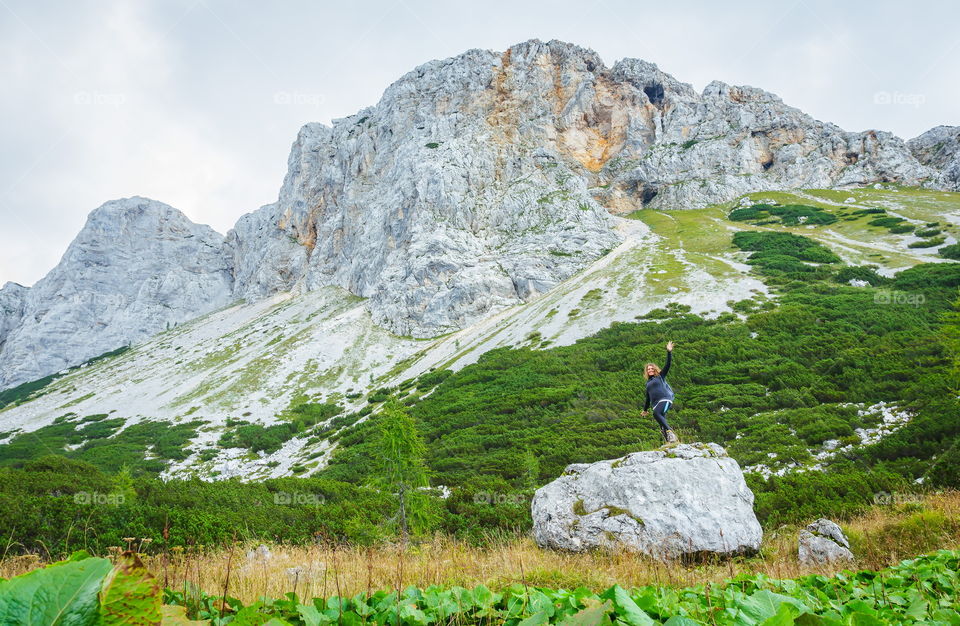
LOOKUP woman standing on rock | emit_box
[641,341,679,444]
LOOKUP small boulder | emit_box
[245,544,272,563]
[531,443,762,559]
[798,518,854,565]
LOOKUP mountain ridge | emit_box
[0,38,956,391]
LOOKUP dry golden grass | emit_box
[3,491,959,604]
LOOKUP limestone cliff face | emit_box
[227,39,937,337]
[227,42,624,337]
[0,197,233,390]
[909,125,960,191]
[595,64,934,210]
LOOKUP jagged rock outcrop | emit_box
[909,126,960,191]
[531,443,762,558]
[597,61,934,210]
[798,518,854,565]
[0,197,233,390]
[228,43,625,337]
[229,39,936,338]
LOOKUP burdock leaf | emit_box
[0,552,113,626]
[98,551,163,625]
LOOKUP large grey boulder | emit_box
[798,518,854,565]
[531,443,762,559]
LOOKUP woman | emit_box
[641,341,679,443]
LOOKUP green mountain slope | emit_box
[0,186,958,495]
[1,186,959,552]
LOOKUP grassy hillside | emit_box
[0,186,958,552]
[317,187,960,532]
[323,262,959,528]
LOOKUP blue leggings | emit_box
[652,400,672,436]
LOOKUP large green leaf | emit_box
[505,594,528,619]
[903,596,929,620]
[737,590,808,625]
[472,584,499,608]
[98,551,162,625]
[350,593,374,618]
[557,598,613,626]
[600,586,654,626]
[230,606,294,625]
[517,611,552,626]
[159,605,207,625]
[472,584,502,619]
[528,590,557,618]
[398,601,430,625]
[794,612,843,626]
[0,552,113,626]
[448,586,474,611]
[420,588,458,620]
[758,603,798,626]
[628,589,661,614]
[930,609,960,625]
[838,600,875,617]
[296,604,331,626]
[843,613,885,626]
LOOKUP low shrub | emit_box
[939,243,960,260]
[908,235,946,248]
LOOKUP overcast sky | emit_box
[1,0,957,287]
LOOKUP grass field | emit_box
[4,491,957,605]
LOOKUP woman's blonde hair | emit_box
[644,363,661,379]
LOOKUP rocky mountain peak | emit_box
[611,57,698,103]
[224,40,940,339]
[0,197,234,390]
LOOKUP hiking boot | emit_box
[665,429,679,444]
